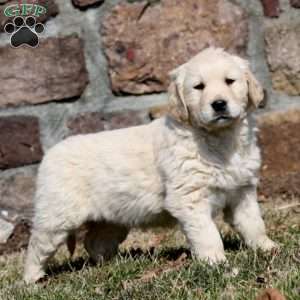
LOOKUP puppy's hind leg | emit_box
[24,228,68,284]
[84,222,128,263]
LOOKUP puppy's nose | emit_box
[211,99,227,113]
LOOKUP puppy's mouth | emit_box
[212,115,234,123]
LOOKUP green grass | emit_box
[0,202,299,300]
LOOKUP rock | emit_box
[290,0,300,8]
[0,218,14,243]
[0,116,43,169]
[0,220,31,255]
[0,209,18,223]
[260,0,280,17]
[265,23,300,96]
[0,35,88,107]
[0,0,59,32]
[257,109,300,198]
[67,111,149,136]
[0,167,37,220]
[102,0,248,95]
[72,0,104,8]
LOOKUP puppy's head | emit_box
[168,48,264,131]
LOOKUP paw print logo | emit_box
[4,16,44,48]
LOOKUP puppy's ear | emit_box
[232,55,264,109]
[168,65,189,122]
[245,69,264,109]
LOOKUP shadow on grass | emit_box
[121,246,192,260]
[46,256,95,278]
[46,234,244,280]
[223,235,245,251]
[46,246,191,279]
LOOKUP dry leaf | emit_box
[256,288,286,300]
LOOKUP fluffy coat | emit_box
[24,48,277,283]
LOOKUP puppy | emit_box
[24,48,277,283]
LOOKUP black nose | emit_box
[211,100,227,113]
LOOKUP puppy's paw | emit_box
[195,250,227,265]
[23,267,45,284]
[24,273,45,284]
[254,236,279,252]
[260,239,279,252]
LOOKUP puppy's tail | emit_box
[67,233,76,257]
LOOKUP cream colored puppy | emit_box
[24,48,277,283]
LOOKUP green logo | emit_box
[4,4,47,18]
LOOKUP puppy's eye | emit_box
[225,78,235,85]
[194,83,205,90]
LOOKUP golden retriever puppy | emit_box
[24,48,277,283]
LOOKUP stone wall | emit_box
[0,0,300,236]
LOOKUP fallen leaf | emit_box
[256,288,286,300]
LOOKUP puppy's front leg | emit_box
[166,190,226,264]
[226,187,278,251]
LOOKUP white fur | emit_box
[24,48,277,283]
